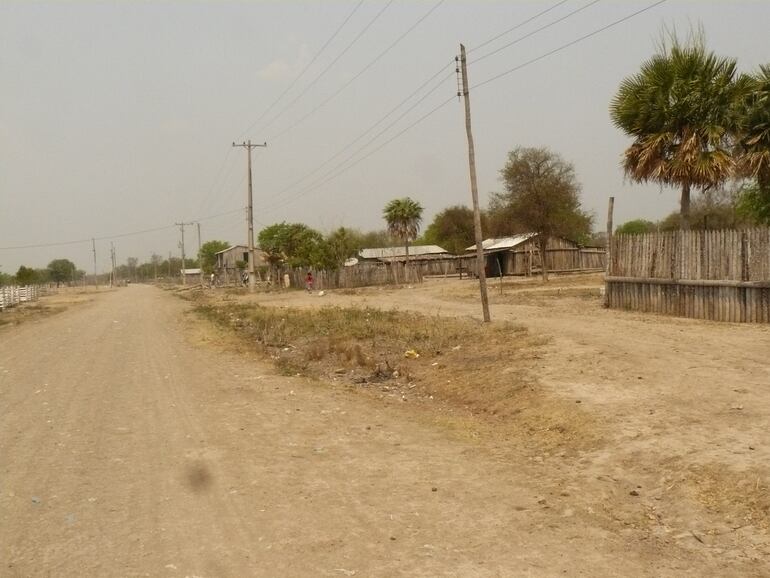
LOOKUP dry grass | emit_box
[687,464,770,530]
[188,290,602,453]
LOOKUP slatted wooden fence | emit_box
[282,263,423,290]
[606,229,770,322]
[0,285,45,311]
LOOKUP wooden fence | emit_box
[606,229,770,322]
[0,285,46,311]
[282,263,423,290]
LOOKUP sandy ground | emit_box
[0,282,768,576]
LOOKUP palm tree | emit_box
[383,197,423,280]
[737,65,770,190]
[610,38,745,229]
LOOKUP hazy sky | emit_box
[2,0,769,274]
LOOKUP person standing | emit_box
[305,271,314,293]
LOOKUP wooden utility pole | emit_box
[606,196,614,273]
[458,44,491,322]
[604,196,614,307]
[175,222,193,285]
[233,140,267,292]
[196,221,203,286]
[110,242,116,287]
[91,238,98,290]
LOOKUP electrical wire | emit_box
[256,0,596,207]
[260,94,457,216]
[256,0,669,217]
[239,0,366,140]
[202,1,368,216]
[470,0,602,65]
[267,0,447,143]
[196,146,234,216]
[473,0,668,90]
[467,0,571,55]
[266,71,455,209]
[0,208,246,251]
[269,60,455,198]
[256,0,394,136]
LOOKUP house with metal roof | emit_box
[464,234,605,277]
[358,245,449,263]
[214,245,267,284]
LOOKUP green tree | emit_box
[16,265,38,285]
[382,197,423,273]
[491,146,593,281]
[357,229,393,249]
[616,219,657,235]
[610,35,746,229]
[736,181,770,225]
[126,257,139,282]
[737,65,770,191]
[198,240,229,274]
[658,187,753,230]
[325,227,362,267]
[420,205,481,254]
[0,269,12,286]
[258,222,329,269]
[47,259,77,287]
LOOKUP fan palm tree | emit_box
[383,197,423,279]
[737,65,770,190]
[610,39,745,229]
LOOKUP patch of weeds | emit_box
[193,297,600,453]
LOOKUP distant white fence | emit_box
[0,285,47,311]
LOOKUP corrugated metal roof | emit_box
[359,245,448,259]
[214,245,247,255]
[465,234,537,252]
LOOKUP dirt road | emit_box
[0,285,765,576]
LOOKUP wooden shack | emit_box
[214,245,267,284]
[464,234,605,277]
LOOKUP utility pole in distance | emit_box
[458,44,491,322]
[110,242,116,287]
[175,222,194,285]
[232,140,267,292]
[91,238,98,290]
[196,222,203,286]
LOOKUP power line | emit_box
[240,0,368,138]
[467,0,571,54]
[259,95,457,216]
[200,2,369,217]
[256,0,394,136]
[255,0,669,217]
[267,0,447,143]
[255,0,597,209]
[470,0,603,65]
[196,147,235,217]
[269,61,455,199]
[473,0,668,90]
[0,208,245,251]
[266,71,455,209]
[0,237,92,251]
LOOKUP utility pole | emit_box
[458,44,491,322]
[175,221,194,285]
[168,251,172,278]
[91,238,98,290]
[604,196,614,307]
[232,139,267,292]
[196,221,203,286]
[606,196,615,274]
[110,242,116,287]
